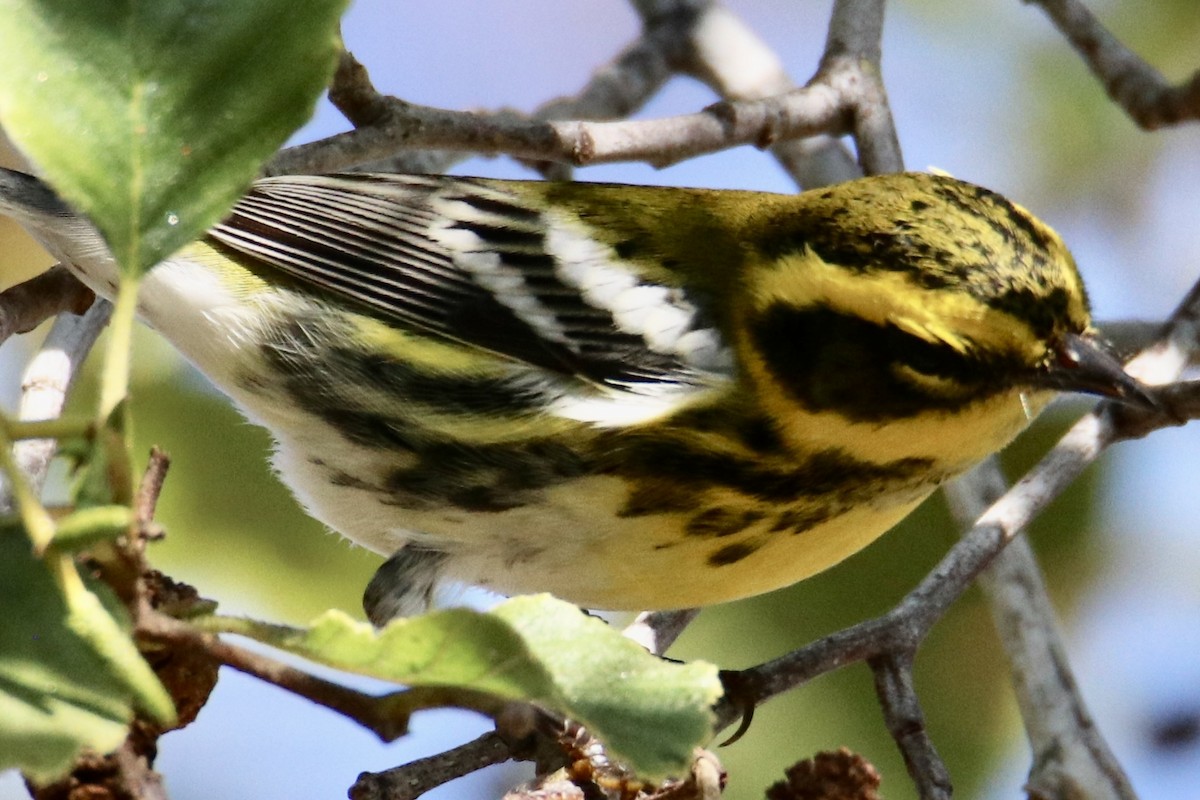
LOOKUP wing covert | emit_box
[208,173,731,392]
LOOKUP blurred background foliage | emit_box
[2,1,1199,799]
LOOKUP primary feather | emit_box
[210,174,729,392]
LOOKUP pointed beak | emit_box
[1034,332,1159,410]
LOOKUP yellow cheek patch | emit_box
[745,247,1045,361]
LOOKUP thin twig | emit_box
[265,88,852,177]
[936,277,1200,799]
[274,15,681,180]
[623,609,701,656]
[943,467,1138,800]
[1025,0,1200,129]
[319,50,472,176]
[1,297,110,515]
[867,654,951,800]
[264,1,901,182]
[350,732,515,800]
[0,264,94,345]
[328,48,391,128]
[821,0,904,175]
[519,16,681,181]
[133,447,170,544]
[651,1,861,188]
[137,608,413,741]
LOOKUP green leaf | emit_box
[228,595,723,779]
[0,0,347,274]
[252,606,559,702]
[495,596,723,778]
[0,518,155,782]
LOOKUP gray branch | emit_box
[1025,0,1200,128]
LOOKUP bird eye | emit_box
[900,345,948,377]
[886,332,958,378]
[886,332,981,399]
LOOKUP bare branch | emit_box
[651,2,861,188]
[867,654,952,800]
[133,447,171,544]
[678,5,792,98]
[266,88,853,177]
[0,264,94,346]
[1025,0,1200,129]
[532,26,677,125]
[321,24,682,182]
[328,48,390,128]
[272,14,681,178]
[519,17,682,181]
[1,296,110,515]
[264,0,908,199]
[994,543,1138,798]
[350,732,514,800]
[138,610,413,742]
[932,274,1200,794]
[323,49,384,129]
[664,0,899,183]
[269,1,893,184]
[623,608,701,656]
[1110,380,1200,439]
[822,0,903,175]
[943,469,1138,800]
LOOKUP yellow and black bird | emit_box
[0,168,1150,622]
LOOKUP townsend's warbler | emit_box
[0,169,1149,621]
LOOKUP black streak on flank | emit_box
[319,409,418,451]
[708,541,760,567]
[685,508,765,538]
[383,438,587,513]
[770,507,835,535]
[619,480,702,517]
[609,428,933,510]
[331,347,552,417]
[671,406,788,456]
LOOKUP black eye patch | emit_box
[746,304,1013,421]
[882,328,977,381]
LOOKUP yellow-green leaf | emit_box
[0,0,348,274]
